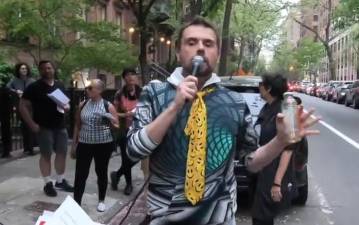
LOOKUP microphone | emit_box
[191,55,204,77]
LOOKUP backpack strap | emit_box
[80,99,89,112]
[103,99,110,113]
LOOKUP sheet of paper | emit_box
[35,215,61,225]
[47,89,70,107]
[52,196,97,225]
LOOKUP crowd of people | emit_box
[0,17,320,225]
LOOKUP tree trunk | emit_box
[326,45,336,80]
[218,0,233,76]
[139,19,148,83]
[237,37,245,71]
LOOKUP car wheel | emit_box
[345,97,351,107]
[292,168,308,206]
[354,96,359,109]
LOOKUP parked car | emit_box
[323,81,342,101]
[332,81,353,104]
[345,80,359,109]
[316,83,328,98]
[220,76,309,207]
[299,81,310,93]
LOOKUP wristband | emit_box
[273,183,281,187]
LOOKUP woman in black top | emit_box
[252,74,295,225]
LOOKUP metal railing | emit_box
[148,63,171,82]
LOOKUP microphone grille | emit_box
[192,55,204,64]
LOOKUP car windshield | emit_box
[220,77,265,124]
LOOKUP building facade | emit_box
[298,0,358,82]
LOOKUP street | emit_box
[236,93,359,225]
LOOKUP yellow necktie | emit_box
[184,88,214,205]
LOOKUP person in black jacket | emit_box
[252,74,296,225]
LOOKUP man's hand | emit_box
[271,185,282,202]
[276,105,320,145]
[30,123,40,133]
[70,142,77,159]
[173,76,198,110]
[62,103,70,112]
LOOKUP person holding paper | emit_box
[19,60,74,197]
[71,79,119,212]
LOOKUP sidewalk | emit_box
[0,147,145,225]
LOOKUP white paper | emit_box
[52,196,98,225]
[47,89,70,107]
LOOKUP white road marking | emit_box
[308,167,335,225]
[304,109,359,150]
[318,120,359,150]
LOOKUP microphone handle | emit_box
[192,63,199,77]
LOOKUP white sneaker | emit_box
[97,202,106,212]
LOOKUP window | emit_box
[314,15,319,21]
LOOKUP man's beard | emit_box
[183,62,213,78]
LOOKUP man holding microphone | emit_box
[127,17,319,225]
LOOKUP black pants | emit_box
[0,113,12,156]
[21,119,34,152]
[116,135,136,184]
[74,142,114,205]
[252,218,274,225]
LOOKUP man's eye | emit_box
[205,41,215,47]
[188,41,196,45]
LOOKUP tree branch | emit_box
[293,17,326,44]
[143,0,157,18]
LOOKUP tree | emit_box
[0,0,136,80]
[117,0,158,79]
[271,41,301,80]
[218,0,233,76]
[334,0,359,28]
[334,0,359,77]
[292,0,336,80]
[294,38,325,82]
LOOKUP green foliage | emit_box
[334,0,359,30]
[271,38,324,80]
[270,41,300,79]
[0,0,135,79]
[294,38,325,70]
[254,57,267,75]
[0,63,13,87]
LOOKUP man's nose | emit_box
[197,41,205,55]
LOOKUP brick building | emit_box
[298,0,358,82]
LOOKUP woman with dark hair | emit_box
[110,68,141,195]
[252,74,295,225]
[7,63,35,155]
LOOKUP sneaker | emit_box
[55,179,74,192]
[110,171,119,191]
[124,184,133,196]
[97,202,106,212]
[44,182,57,197]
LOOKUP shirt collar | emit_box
[167,67,221,89]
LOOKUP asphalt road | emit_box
[236,93,359,225]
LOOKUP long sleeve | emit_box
[127,85,159,162]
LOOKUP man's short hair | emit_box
[175,17,220,51]
[122,68,137,79]
[38,60,55,69]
